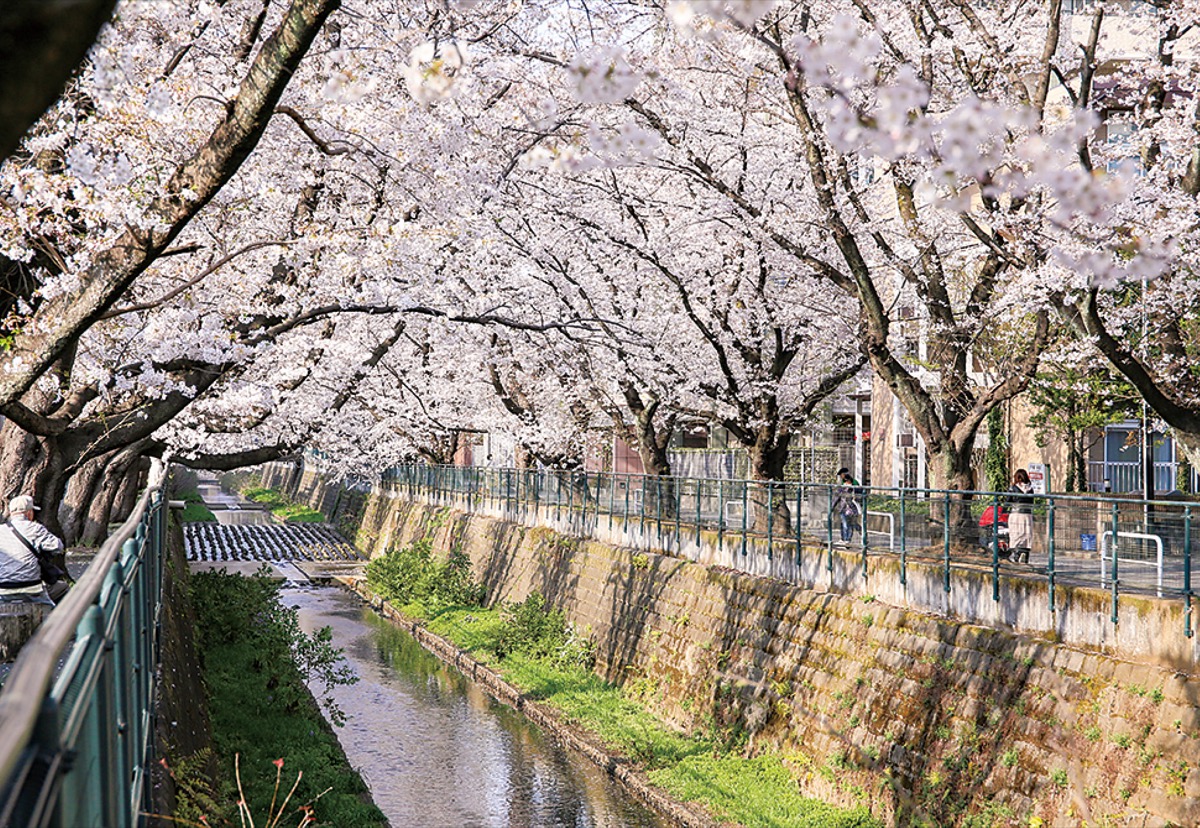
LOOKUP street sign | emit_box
[1028,462,1048,495]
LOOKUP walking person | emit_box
[0,495,68,604]
[832,472,860,544]
[1006,470,1035,564]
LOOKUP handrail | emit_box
[371,462,1200,639]
[1101,530,1165,597]
[0,459,165,822]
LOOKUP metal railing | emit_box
[0,461,167,828]
[1087,460,1183,494]
[380,464,1199,636]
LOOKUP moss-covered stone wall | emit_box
[353,492,1200,828]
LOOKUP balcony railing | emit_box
[1087,460,1194,494]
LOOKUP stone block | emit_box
[0,601,50,661]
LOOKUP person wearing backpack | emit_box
[0,494,68,604]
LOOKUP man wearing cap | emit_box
[0,495,67,605]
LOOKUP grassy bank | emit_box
[190,569,385,827]
[366,537,880,828]
[242,485,326,523]
[168,468,217,523]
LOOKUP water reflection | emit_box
[287,587,669,828]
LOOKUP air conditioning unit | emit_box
[897,434,915,448]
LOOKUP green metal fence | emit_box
[381,463,1198,636]
[0,462,167,828]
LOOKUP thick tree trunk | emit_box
[76,444,147,547]
[1176,431,1200,481]
[0,419,68,538]
[928,444,979,540]
[110,456,149,524]
[636,442,676,521]
[0,419,51,501]
[61,451,112,545]
[748,434,792,536]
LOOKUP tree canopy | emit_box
[0,0,1197,537]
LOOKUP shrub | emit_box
[170,472,218,522]
[496,592,594,670]
[365,538,484,611]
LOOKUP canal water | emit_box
[287,586,670,828]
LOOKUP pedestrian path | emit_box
[184,522,361,562]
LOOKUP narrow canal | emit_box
[286,585,670,828]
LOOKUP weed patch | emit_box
[650,755,878,828]
[192,569,384,827]
[243,486,327,523]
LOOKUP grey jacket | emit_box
[0,516,63,585]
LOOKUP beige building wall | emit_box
[870,374,896,489]
[1006,395,1072,492]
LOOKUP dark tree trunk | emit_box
[633,430,676,521]
[61,450,112,545]
[77,445,146,546]
[748,434,792,536]
[929,444,979,538]
[110,456,149,524]
[0,419,68,538]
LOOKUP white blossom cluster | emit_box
[0,0,1196,488]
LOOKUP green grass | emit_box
[177,490,218,523]
[648,755,879,828]
[193,570,385,828]
[243,486,327,522]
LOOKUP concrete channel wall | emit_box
[263,463,1200,827]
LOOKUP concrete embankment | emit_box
[263,462,1200,827]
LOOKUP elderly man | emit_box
[0,495,67,605]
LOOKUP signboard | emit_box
[1028,462,1048,495]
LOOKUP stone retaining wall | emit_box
[353,491,1200,828]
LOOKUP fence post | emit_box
[795,483,802,570]
[623,474,630,536]
[826,483,834,573]
[1185,506,1193,638]
[608,472,615,532]
[639,475,647,533]
[717,480,724,556]
[767,483,774,561]
[1047,497,1056,615]
[899,487,907,586]
[741,482,748,557]
[992,492,1001,603]
[674,478,681,555]
[1110,501,1120,625]
[581,471,588,532]
[695,479,702,550]
[656,477,663,541]
[943,495,951,594]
